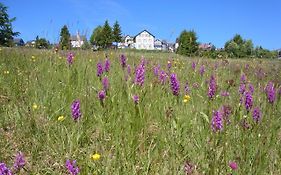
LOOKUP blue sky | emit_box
[3,0,281,49]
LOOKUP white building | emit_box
[124,35,134,48]
[278,49,281,59]
[70,32,86,48]
[134,30,155,50]
[154,39,163,50]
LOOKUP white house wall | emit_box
[135,31,155,50]
[71,40,84,48]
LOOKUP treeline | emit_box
[89,20,122,48]
[58,20,122,50]
[176,30,278,59]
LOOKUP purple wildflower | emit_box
[13,152,25,171]
[133,95,139,104]
[252,107,262,123]
[71,100,81,121]
[159,70,167,84]
[241,119,251,130]
[211,110,223,132]
[184,81,190,95]
[134,63,145,86]
[153,65,160,76]
[104,58,110,72]
[127,64,131,75]
[102,77,109,92]
[120,54,127,69]
[0,163,12,175]
[265,81,276,104]
[220,91,229,97]
[221,105,232,124]
[240,74,246,84]
[67,53,74,65]
[199,65,205,76]
[229,161,238,170]
[65,160,80,175]
[184,161,194,175]
[239,83,246,95]
[192,82,199,89]
[98,90,106,101]
[191,62,196,71]
[248,83,254,94]
[208,75,217,100]
[96,62,103,77]
[244,91,253,112]
[255,68,265,80]
[170,73,180,96]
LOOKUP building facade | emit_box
[134,30,155,50]
[70,32,86,48]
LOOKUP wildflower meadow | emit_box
[1,47,281,174]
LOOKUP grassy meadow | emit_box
[0,47,281,174]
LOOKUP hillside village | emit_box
[12,29,281,58]
[13,29,180,52]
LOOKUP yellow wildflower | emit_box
[89,59,92,62]
[91,153,101,161]
[32,56,35,59]
[57,115,65,121]
[32,103,38,110]
[183,95,191,103]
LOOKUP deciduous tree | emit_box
[176,30,199,56]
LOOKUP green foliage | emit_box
[254,46,278,59]
[100,20,113,48]
[81,40,91,50]
[59,25,71,50]
[0,2,19,46]
[224,34,254,58]
[35,36,50,49]
[112,21,122,42]
[90,25,103,47]
[176,30,199,56]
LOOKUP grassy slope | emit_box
[0,47,281,174]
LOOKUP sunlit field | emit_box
[1,47,281,174]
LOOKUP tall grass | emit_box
[0,47,281,174]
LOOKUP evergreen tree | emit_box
[176,30,199,56]
[59,25,71,50]
[0,2,19,46]
[112,21,122,42]
[101,20,112,48]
